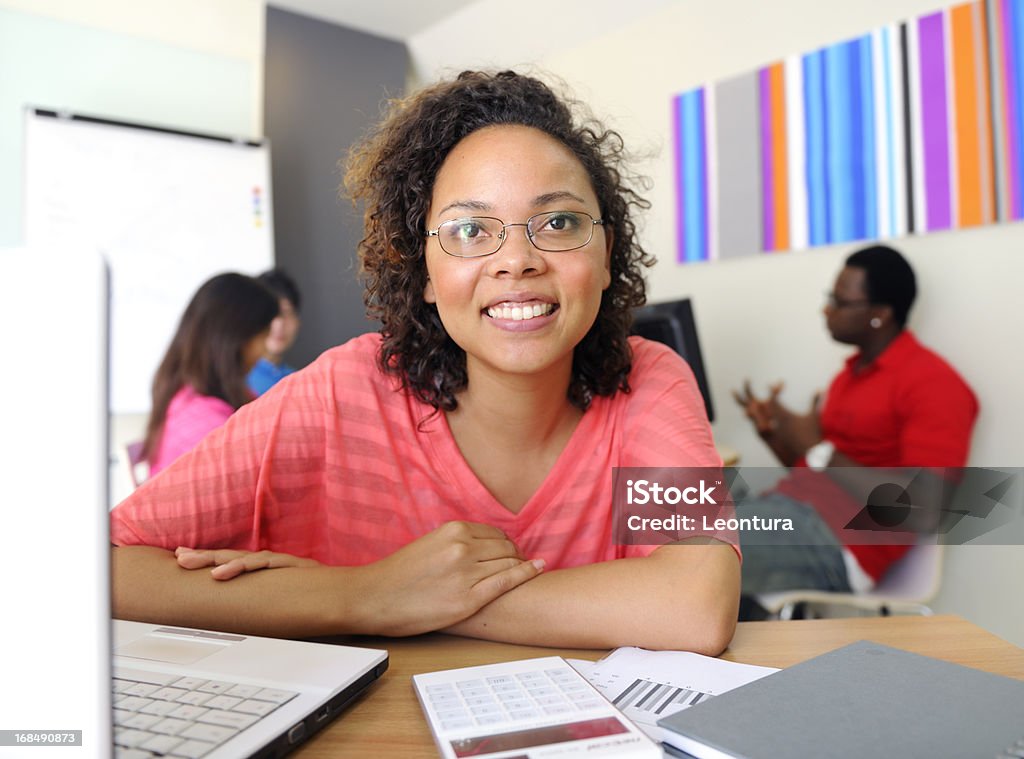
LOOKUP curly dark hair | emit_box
[344,70,654,411]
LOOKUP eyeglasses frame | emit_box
[426,211,605,258]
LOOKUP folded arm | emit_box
[443,540,740,655]
[112,521,544,639]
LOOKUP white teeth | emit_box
[486,302,554,320]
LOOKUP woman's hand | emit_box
[360,521,545,637]
[174,521,544,637]
[175,546,322,580]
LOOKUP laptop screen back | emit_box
[2,248,111,756]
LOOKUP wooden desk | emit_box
[296,615,1023,758]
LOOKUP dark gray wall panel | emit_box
[265,7,407,366]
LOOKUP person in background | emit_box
[143,273,279,477]
[247,268,302,395]
[733,245,978,619]
[112,70,739,653]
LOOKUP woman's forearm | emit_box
[444,543,740,654]
[112,545,370,638]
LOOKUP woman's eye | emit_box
[541,213,580,232]
[447,220,489,243]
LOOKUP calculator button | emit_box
[475,714,506,726]
[441,719,474,730]
[428,693,460,706]
[485,675,514,685]
[508,708,542,720]
[566,690,594,701]
[496,690,525,703]
[544,704,575,715]
[525,685,558,696]
[463,696,498,708]
[516,672,545,682]
[491,682,521,693]
[576,700,605,710]
[425,684,456,695]
[435,708,469,721]
[469,704,502,717]
[456,679,485,690]
[535,695,567,707]
[503,699,531,711]
[459,687,490,699]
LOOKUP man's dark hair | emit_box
[257,268,302,312]
[845,245,917,327]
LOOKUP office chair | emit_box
[123,440,147,488]
[757,539,944,620]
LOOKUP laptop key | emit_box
[115,729,156,748]
[252,687,297,705]
[169,739,216,759]
[196,680,236,695]
[179,722,238,744]
[115,668,181,687]
[232,699,277,717]
[150,717,192,736]
[197,709,260,730]
[139,734,185,755]
[115,748,156,759]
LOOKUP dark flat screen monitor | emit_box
[631,298,715,423]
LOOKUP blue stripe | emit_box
[861,35,878,240]
[882,26,898,236]
[849,39,866,240]
[804,51,829,245]
[680,90,706,262]
[1013,0,1024,218]
[826,41,855,243]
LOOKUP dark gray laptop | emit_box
[659,640,1024,759]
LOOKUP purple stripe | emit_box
[674,95,686,262]
[1000,0,1021,216]
[698,89,710,261]
[759,67,775,250]
[918,12,952,230]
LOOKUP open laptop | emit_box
[3,248,387,758]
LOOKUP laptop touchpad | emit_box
[117,635,225,665]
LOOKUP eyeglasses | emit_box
[426,211,604,258]
[825,292,872,309]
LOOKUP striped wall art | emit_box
[674,0,1023,263]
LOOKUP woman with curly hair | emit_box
[111,71,739,652]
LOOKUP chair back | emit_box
[124,440,146,488]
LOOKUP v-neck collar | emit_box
[421,398,601,528]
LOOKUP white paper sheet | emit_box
[569,648,778,744]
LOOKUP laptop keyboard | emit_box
[112,666,298,758]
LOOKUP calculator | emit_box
[412,656,660,758]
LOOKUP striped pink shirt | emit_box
[148,386,235,476]
[112,334,720,569]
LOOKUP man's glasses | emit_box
[825,292,872,309]
[426,211,604,258]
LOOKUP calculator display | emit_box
[450,715,627,757]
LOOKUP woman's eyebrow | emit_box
[437,199,492,216]
[533,191,587,207]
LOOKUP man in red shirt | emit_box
[733,245,978,619]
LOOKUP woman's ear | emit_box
[602,227,614,290]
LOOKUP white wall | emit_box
[538,0,1024,645]
[0,0,264,247]
[414,0,1024,645]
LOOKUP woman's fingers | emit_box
[174,547,321,580]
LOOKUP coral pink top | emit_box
[114,335,722,570]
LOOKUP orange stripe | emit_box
[952,2,983,226]
[770,63,790,250]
